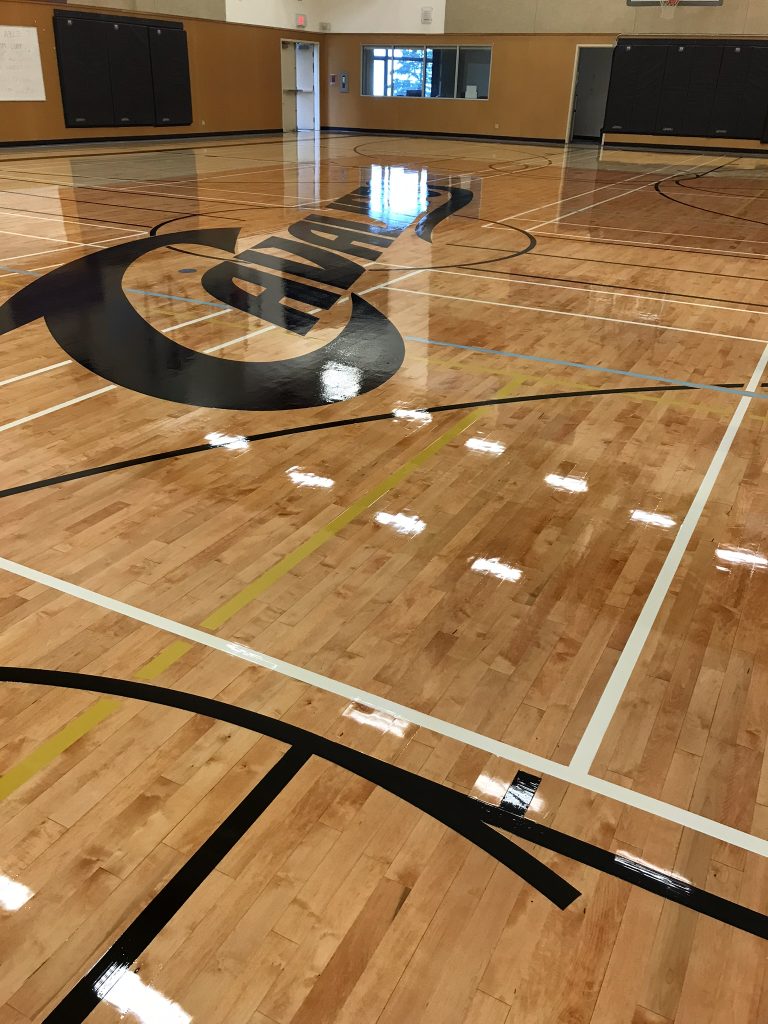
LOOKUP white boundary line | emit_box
[0,244,86,261]
[0,550,765,858]
[162,309,232,333]
[413,266,768,320]
[0,385,115,433]
[528,160,718,232]
[0,206,146,234]
[483,159,689,229]
[571,339,768,775]
[0,360,71,388]
[536,229,768,261]
[0,236,142,262]
[0,228,112,248]
[564,221,768,246]
[386,286,767,346]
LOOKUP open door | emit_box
[281,41,297,132]
[296,43,316,131]
[569,46,614,142]
[281,40,319,133]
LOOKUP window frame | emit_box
[359,44,492,100]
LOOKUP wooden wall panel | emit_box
[321,33,614,141]
[0,0,314,143]
[3,1,767,153]
[604,131,768,150]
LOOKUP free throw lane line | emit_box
[571,340,768,773]
[0,552,766,858]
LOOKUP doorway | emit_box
[281,40,319,132]
[568,45,614,142]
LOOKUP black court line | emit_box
[0,200,149,231]
[4,667,576,1021]
[150,203,537,275]
[45,745,311,1023]
[1,667,763,1024]
[674,182,768,200]
[0,133,305,163]
[0,178,195,222]
[538,228,768,262]
[0,171,306,212]
[444,245,768,311]
[480,804,768,940]
[654,158,768,237]
[525,247,768,284]
[655,182,768,238]
[0,383,743,503]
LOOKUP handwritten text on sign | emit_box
[0,26,46,102]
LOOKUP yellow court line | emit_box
[136,374,528,682]
[0,698,121,802]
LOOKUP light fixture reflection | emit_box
[320,361,362,402]
[393,407,432,424]
[470,557,522,583]
[287,466,334,489]
[0,875,32,911]
[368,164,428,226]
[101,969,191,1024]
[342,704,408,737]
[716,547,768,569]
[374,511,426,536]
[630,509,676,529]
[224,640,262,661]
[465,437,505,455]
[615,851,691,893]
[474,774,508,801]
[529,794,546,815]
[205,431,248,451]
[544,473,588,494]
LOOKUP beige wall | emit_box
[0,0,314,143]
[226,0,447,33]
[322,33,613,140]
[67,0,226,18]
[445,0,768,35]
[5,1,767,150]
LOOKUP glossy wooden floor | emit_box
[1,132,768,1022]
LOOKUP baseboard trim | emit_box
[320,126,564,146]
[0,128,284,150]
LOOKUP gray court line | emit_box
[0,263,231,310]
[405,334,768,402]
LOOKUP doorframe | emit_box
[280,37,321,132]
[565,43,615,144]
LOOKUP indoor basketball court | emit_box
[1,1,768,1022]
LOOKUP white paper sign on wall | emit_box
[421,7,433,24]
[0,26,46,102]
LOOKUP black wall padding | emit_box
[53,9,192,130]
[149,28,193,126]
[108,23,155,126]
[711,45,768,139]
[603,43,667,133]
[604,36,768,141]
[54,16,114,128]
[742,47,768,140]
[656,44,722,136]
[710,45,750,137]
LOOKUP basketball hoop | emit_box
[660,0,680,6]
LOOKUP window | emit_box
[361,46,491,99]
[457,47,491,100]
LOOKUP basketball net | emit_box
[660,0,680,17]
